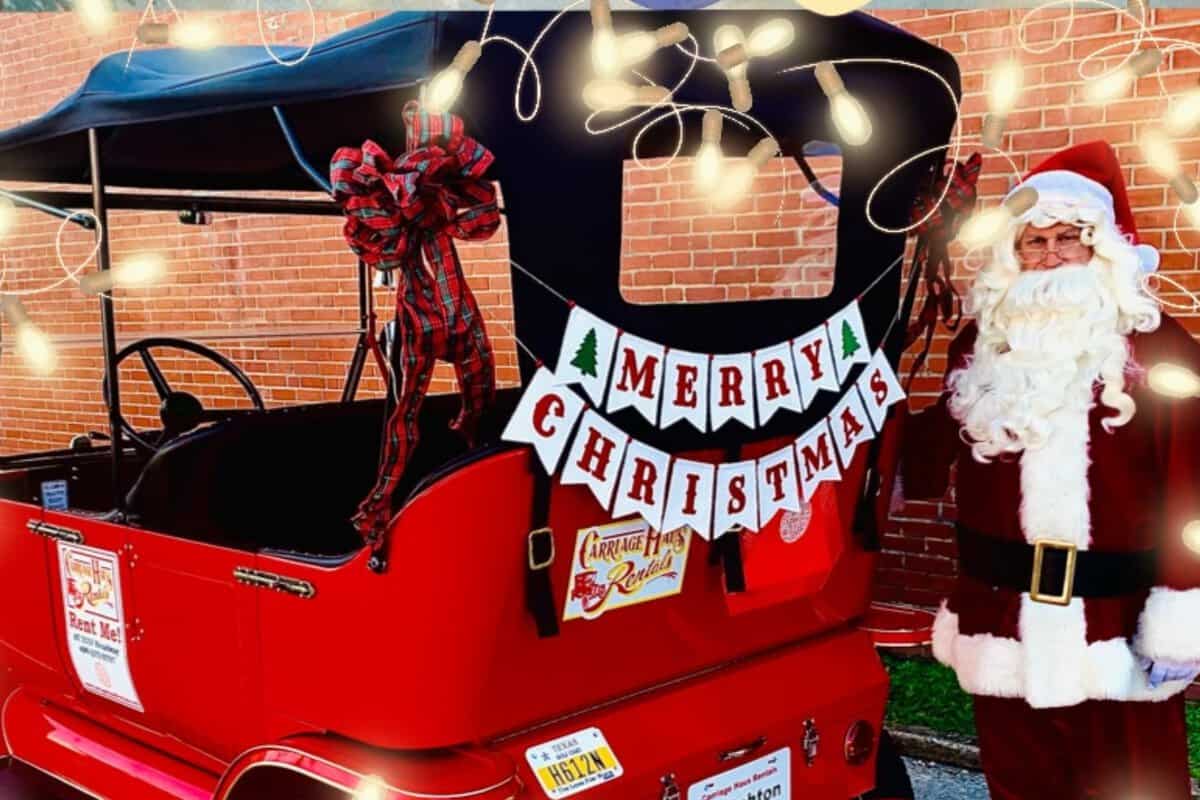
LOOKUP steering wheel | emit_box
[102,338,265,454]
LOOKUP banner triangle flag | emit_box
[606,331,666,426]
[612,440,671,531]
[660,349,709,432]
[757,445,802,529]
[710,353,756,430]
[829,384,876,469]
[827,300,872,385]
[561,409,630,511]
[792,326,840,406]
[753,343,805,425]
[501,367,587,473]
[554,305,619,406]
[663,458,717,540]
[857,349,906,431]
[794,419,841,502]
[714,460,759,534]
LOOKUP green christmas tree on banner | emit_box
[571,328,600,377]
[840,319,862,360]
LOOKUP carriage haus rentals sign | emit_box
[502,299,905,541]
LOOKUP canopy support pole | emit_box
[88,128,125,516]
[273,107,333,195]
[0,187,96,229]
[341,258,370,402]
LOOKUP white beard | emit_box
[946,261,1133,462]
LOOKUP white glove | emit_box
[1137,655,1200,689]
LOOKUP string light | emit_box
[1084,47,1160,103]
[612,23,690,72]
[1148,362,1200,398]
[955,185,1039,250]
[1184,520,1200,556]
[714,25,752,113]
[814,61,872,146]
[76,0,115,35]
[590,0,619,77]
[1,297,56,376]
[709,137,778,210]
[136,19,221,49]
[426,40,482,114]
[79,254,167,296]
[983,59,1023,149]
[354,775,387,800]
[0,197,15,242]
[1166,87,1200,137]
[1140,129,1198,204]
[582,79,670,112]
[794,0,871,15]
[694,109,724,193]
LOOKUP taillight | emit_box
[844,720,875,765]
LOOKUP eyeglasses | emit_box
[1016,229,1090,264]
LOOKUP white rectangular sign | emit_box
[57,542,143,712]
[688,747,790,800]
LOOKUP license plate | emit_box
[525,726,624,799]
[688,747,790,800]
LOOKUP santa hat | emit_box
[1003,140,1160,273]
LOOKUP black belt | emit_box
[955,523,1156,605]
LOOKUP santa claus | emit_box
[899,140,1200,799]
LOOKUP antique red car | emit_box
[0,8,959,799]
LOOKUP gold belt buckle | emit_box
[1030,539,1078,606]
[527,527,555,571]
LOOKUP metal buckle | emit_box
[1030,539,1078,606]
[528,527,555,571]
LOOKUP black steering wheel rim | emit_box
[102,337,265,454]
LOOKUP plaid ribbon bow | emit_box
[903,152,982,392]
[331,101,501,559]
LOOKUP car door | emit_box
[118,525,265,760]
[0,499,74,698]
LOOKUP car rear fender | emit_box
[215,735,522,800]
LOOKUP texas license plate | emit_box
[525,726,624,799]
[688,747,790,800]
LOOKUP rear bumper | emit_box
[494,626,888,799]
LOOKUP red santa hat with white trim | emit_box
[1003,139,1159,273]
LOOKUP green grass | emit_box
[882,653,1200,779]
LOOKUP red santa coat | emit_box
[903,313,1200,708]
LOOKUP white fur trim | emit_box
[1008,171,1115,227]
[1018,392,1094,549]
[1135,587,1200,662]
[934,604,1188,707]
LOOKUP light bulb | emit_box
[0,197,15,242]
[1166,88,1200,137]
[582,79,670,112]
[590,0,618,77]
[76,0,114,34]
[137,19,220,49]
[714,25,751,113]
[982,59,1022,148]
[815,62,872,146]
[694,110,724,193]
[794,0,870,15]
[1184,520,1200,555]
[425,41,482,114]
[709,137,777,210]
[1148,362,1200,399]
[2,297,56,376]
[955,185,1039,250]
[79,254,168,296]
[745,18,795,58]
[1183,196,1200,232]
[1140,129,1198,204]
[1084,48,1161,103]
[613,23,689,71]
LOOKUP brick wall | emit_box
[1,8,1199,608]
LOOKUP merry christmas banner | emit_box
[552,299,874,432]
[502,346,905,539]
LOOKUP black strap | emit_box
[708,443,746,593]
[956,523,1157,599]
[525,464,558,637]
